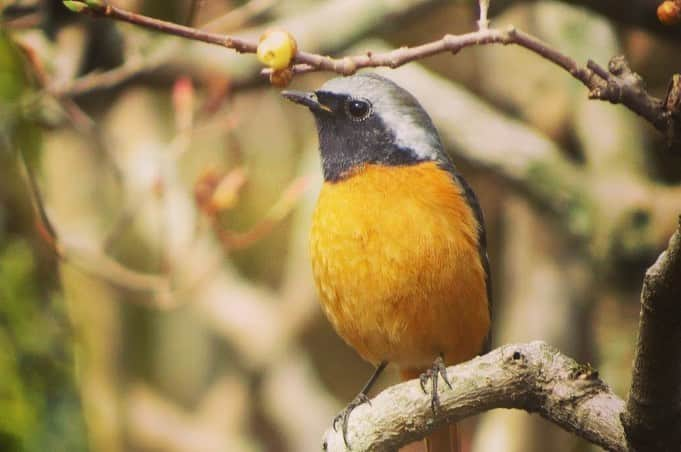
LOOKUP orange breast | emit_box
[310,162,490,369]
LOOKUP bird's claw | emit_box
[419,355,452,413]
[332,393,371,449]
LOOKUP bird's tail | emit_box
[399,369,460,452]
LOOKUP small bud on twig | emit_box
[63,0,106,13]
[172,76,195,131]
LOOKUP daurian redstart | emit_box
[283,73,491,452]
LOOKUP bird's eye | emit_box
[345,98,372,121]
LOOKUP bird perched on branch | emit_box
[283,73,491,452]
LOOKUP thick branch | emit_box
[622,218,681,451]
[322,221,681,452]
[323,341,628,452]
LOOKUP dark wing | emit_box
[439,161,493,354]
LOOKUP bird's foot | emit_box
[419,355,452,413]
[332,392,371,449]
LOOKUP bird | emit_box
[282,73,491,452]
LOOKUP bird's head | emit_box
[282,73,449,182]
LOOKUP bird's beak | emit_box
[281,90,331,112]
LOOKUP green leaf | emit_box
[0,32,41,166]
[0,33,26,103]
[62,1,87,13]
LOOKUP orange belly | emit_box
[310,162,490,369]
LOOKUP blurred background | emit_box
[1,0,681,451]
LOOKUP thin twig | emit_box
[284,28,669,136]
[16,148,61,253]
[65,1,679,147]
[478,0,490,30]
[83,2,256,53]
[215,176,310,250]
[48,40,175,97]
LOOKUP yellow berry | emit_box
[257,30,297,70]
[658,1,681,25]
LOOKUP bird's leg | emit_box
[333,361,388,448]
[419,354,452,413]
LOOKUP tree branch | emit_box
[322,341,628,452]
[622,218,681,451]
[63,1,681,150]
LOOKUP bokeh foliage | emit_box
[0,241,87,452]
[0,30,87,452]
